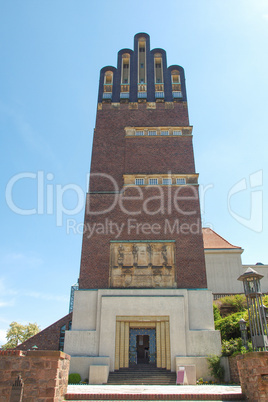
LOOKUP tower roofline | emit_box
[134,32,150,40]
[98,33,187,103]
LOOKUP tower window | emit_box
[162,178,172,185]
[149,178,158,185]
[103,71,113,99]
[161,130,169,136]
[148,130,157,136]
[138,39,146,85]
[173,91,182,98]
[121,54,130,85]
[171,73,180,83]
[176,178,186,185]
[104,71,113,85]
[154,55,163,85]
[135,130,144,136]
[135,178,144,185]
[173,130,182,136]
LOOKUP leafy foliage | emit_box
[215,311,247,341]
[221,338,253,357]
[262,294,268,307]
[207,355,225,383]
[214,294,247,317]
[1,321,40,349]
[213,295,255,358]
[213,304,221,321]
[68,373,81,384]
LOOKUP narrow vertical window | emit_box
[120,54,130,99]
[138,38,147,99]
[154,54,164,99]
[103,71,113,99]
[154,55,163,84]
[171,70,182,99]
[121,54,130,84]
[171,70,181,84]
[138,39,146,84]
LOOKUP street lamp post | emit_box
[238,267,268,351]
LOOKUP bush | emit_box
[215,295,247,317]
[68,373,81,384]
[222,338,242,357]
[207,355,225,383]
[213,304,221,321]
[222,338,253,357]
[263,295,268,307]
[215,311,246,341]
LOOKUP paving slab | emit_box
[67,385,242,395]
[66,384,245,401]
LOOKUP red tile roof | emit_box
[202,228,241,249]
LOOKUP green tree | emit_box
[1,321,40,350]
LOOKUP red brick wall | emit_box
[15,313,72,351]
[89,102,190,192]
[0,350,70,402]
[124,136,195,175]
[80,101,207,290]
[237,351,268,401]
[228,356,240,384]
[79,186,207,289]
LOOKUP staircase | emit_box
[65,364,245,401]
[107,364,176,385]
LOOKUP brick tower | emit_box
[64,33,221,382]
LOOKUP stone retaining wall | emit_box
[0,349,70,402]
[237,351,268,401]
[228,356,240,384]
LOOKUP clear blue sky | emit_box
[1,0,268,345]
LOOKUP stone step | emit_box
[107,366,176,385]
[65,393,245,401]
[65,383,245,401]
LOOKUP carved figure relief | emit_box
[161,245,168,266]
[117,244,124,266]
[110,242,176,288]
[147,243,153,266]
[132,244,138,266]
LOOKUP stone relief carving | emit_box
[161,245,168,266]
[117,244,124,266]
[110,242,176,288]
[132,244,138,266]
[147,243,153,266]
